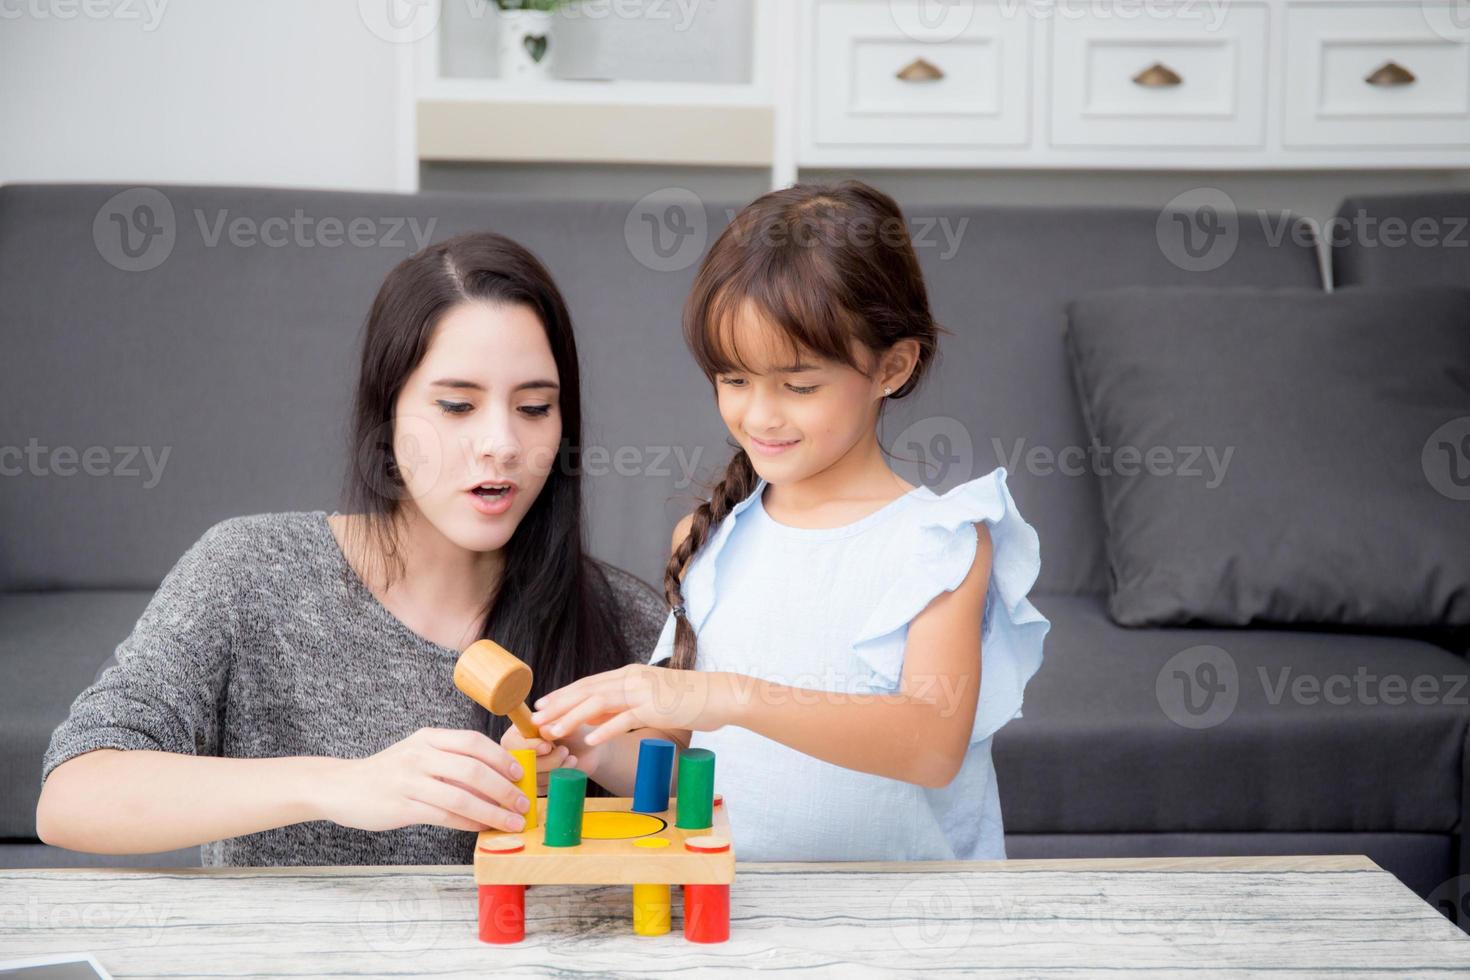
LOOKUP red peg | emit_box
[478,883,525,944]
[684,883,729,943]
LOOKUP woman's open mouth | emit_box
[467,481,517,515]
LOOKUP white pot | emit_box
[498,9,554,81]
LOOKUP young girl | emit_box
[512,181,1049,861]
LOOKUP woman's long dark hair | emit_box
[343,231,631,739]
[663,181,945,670]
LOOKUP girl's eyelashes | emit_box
[520,404,553,418]
[717,376,819,394]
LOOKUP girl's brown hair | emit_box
[662,180,944,670]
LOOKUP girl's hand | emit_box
[320,727,531,834]
[530,665,736,747]
[499,725,593,791]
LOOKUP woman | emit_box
[35,232,665,866]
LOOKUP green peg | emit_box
[675,748,715,830]
[544,768,587,847]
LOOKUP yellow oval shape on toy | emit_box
[580,811,667,840]
[633,837,670,849]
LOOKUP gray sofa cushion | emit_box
[1331,191,1470,289]
[0,590,152,838]
[995,595,1470,836]
[0,185,1324,596]
[1065,285,1470,628]
[895,203,1322,595]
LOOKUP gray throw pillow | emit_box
[1065,285,1470,628]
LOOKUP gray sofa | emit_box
[2,184,1466,901]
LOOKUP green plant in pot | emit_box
[496,0,570,80]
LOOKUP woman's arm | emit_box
[38,726,532,854]
[37,519,531,854]
[37,749,334,853]
[533,524,992,790]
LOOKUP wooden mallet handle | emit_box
[454,639,543,740]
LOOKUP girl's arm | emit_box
[532,524,992,790]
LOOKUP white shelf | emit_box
[418,77,773,109]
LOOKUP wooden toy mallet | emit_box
[454,639,544,740]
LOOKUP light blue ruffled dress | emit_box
[648,467,1050,861]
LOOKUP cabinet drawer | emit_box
[1049,4,1268,148]
[810,0,1030,148]
[1283,5,1470,148]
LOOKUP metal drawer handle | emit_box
[896,57,945,82]
[1365,61,1416,86]
[1132,62,1183,87]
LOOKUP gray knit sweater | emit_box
[40,511,667,867]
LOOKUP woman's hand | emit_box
[530,665,737,747]
[319,727,532,834]
[499,725,595,790]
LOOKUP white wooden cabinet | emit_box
[1282,4,1470,147]
[809,0,1032,147]
[1048,4,1269,148]
[796,0,1470,169]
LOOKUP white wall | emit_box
[0,0,409,191]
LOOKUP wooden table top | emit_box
[3,855,1467,978]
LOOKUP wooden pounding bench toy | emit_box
[454,639,734,944]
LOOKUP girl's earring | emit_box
[883,387,893,396]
